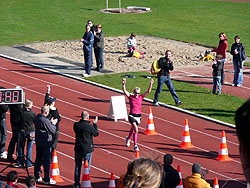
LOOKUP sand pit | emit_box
[24,35,233,73]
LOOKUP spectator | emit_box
[34,105,57,185]
[235,98,250,185]
[87,20,96,34]
[81,24,94,77]
[73,111,99,188]
[16,99,36,168]
[212,32,228,84]
[44,85,61,151]
[122,78,154,151]
[0,86,8,159]
[127,32,137,57]
[153,50,183,106]
[94,24,104,72]
[7,104,23,162]
[184,163,211,188]
[6,171,19,188]
[26,176,36,188]
[123,158,163,188]
[211,55,223,95]
[230,35,246,87]
[159,154,180,188]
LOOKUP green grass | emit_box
[0,0,250,55]
[85,72,246,125]
[244,62,250,66]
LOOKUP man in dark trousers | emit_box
[153,50,183,106]
[160,154,180,188]
[34,105,57,185]
[73,111,99,188]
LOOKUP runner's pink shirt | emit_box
[128,95,144,114]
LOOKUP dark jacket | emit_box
[74,119,99,155]
[212,37,228,59]
[23,107,36,134]
[212,60,223,77]
[158,57,174,76]
[160,165,180,188]
[9,104,23,131]
[0,104,8,120]
[34,113,56,147]
[83,31,94,52]
[94,31,104,49]
[230,42,246,62]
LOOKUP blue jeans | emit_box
[221,58,226,83]
[94,47,104,70]
[212,76,221,94]
[154,75,180,104]
[0,119,7,154]
[34,145,52,182]
[74,152,92,186]
[233,59,244,86]
[18,133,34,166]
[84,50,93,75]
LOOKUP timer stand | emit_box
[0,155,35,176]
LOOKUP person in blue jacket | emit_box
[80,24,94,77]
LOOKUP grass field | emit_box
[85,72,246,125]
[0,0,250,55]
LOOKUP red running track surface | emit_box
[0,57,247,188]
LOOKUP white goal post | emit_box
[106,0,122,13]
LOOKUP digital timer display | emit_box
[0,88,24,104]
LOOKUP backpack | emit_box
[151,60,161,74]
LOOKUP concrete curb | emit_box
[0,54,235,129]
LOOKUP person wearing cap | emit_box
[93,24,104,72]
[127,32,137,57]
[159,154,180,188]
[211,54,223,95]
[44,85,61,152]
[184,163,211,188]
[73,111,99,188]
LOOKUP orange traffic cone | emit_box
[176,165,183,188]
[50,149,64,182]
[81,160,91,188]
[213,177,219,188]
[108,172,116,188]
[216,130,232,161]
[144,107,158,135]
[135,151,140,158]
[179,119,194,148]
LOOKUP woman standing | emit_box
[122,78,154,151]
[212,32,228,84]
[94,24,104,72]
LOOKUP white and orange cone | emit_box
[216,130,232,161]
[176,165,183,188]
[81,160,91,188]
[213,177,219,188]
[179,119,194,148]
[108,172,116,188]
[50,149,64,182]
[144,107,158,135]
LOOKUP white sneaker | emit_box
[36,177,43,183]
[134,145,139,151]
[82,73,91,77]
[125,136,130,147]
[0,151,7,159]
[44,178,56,185]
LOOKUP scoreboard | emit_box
[0,87,25,105]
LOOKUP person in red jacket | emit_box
[212,32,228,84]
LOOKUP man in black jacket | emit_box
[73,111,99,188]
[160,154,180,188]
[153,50,183,106]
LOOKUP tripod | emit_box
[0,155,35,176]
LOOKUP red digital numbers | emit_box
[5,91,11,102]
[13,91,19,102]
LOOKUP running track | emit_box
[0,57,247,188]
